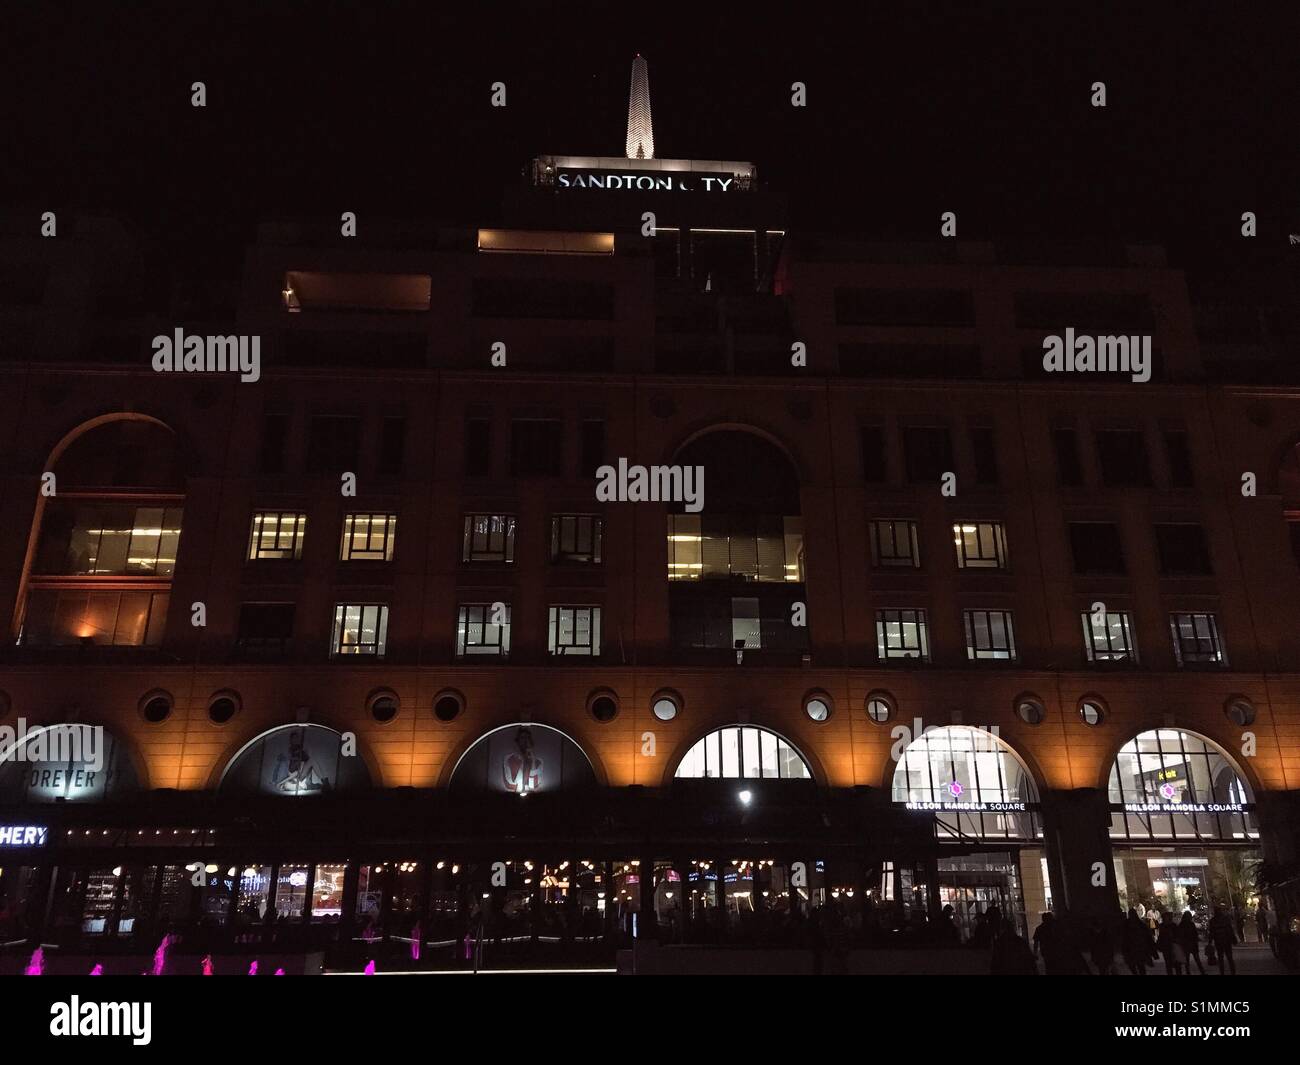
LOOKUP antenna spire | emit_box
[625,54,655,160]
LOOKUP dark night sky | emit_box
[4,2,1298,280]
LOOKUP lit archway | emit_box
[891,725,1041,840]
[219,724,371,796]
[1107,728,1257,842]
[673,724,813,781]
[0,723,142,802]
[448,723,597,794]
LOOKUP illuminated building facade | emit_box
[0,68,1297,973]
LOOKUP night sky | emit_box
[4,3,1297,283]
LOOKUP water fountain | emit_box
[363,959,376,975]
[202,955,214,975]
[89,964,103,975]
[151,933,175,976]
[248,960,259,975]
[23,947,44,975]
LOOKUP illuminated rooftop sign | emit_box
[533,155,755,192]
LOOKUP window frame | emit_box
[248,511,307,562]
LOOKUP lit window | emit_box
[963,609,1017,661]
[550,515,602,563]
[1108,729,1255,842]
[674,726,812,780]
[666,514,803,582]
[456,604,511,658]
[953,522,1008,570]
[1169,612,1226,667]
[876,608,930,661]
[19,589,170,647]
[34,504,183,577]
[1082,609,1138,663]
[869,519,920,568]
[330,604,389,657]
[248,511,307,561]
[461,514,516,563]
[340,513,396,562]
[547,606,601,657]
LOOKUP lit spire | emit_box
[625,54,654,160]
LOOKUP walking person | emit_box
[1177,911,1205,974]
[1157,913,1185,975]
[1208,905,1238,975]
[1122,908,1155,976]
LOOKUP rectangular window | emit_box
[963,609,1017,661]
[1068,522,1126,574]
[510,419,563,477]
[1052,427,1084,486]
[378,417,406,477]
[19,588,170,647]
[666,514,803,582]
[465,418,491,477]
[860,425,888,483]
[461,514,516,563]
[551,515,603,563]
[306,415,362,473]
[33,503,183,577]
[258,413,289,475]
[330,603,389,657]
[876,608,931,661]
[548,605,601,656]
[236,602,295,654]
[456,604,511,658]
[579,420,606,479]
[953,522,1008,570]
[970,426,999,485]
[248,512,307,561]
[1095,429,1151,487]
[1081,609,1138,663]
[869,519,921,568]
[1169,612,1226,667]
[731,597,761,650]
[1154,523,1213,576]
[340,513,396,562]
[903,426,954,484]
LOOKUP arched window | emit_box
[219,724,371,796]
[19,417,185,648]
[449,723,596,794]
[891,725,1040,840]
[667,430,807,656]
[674,725,812,780]
[0,724,140,802]
[1108,729,1257,842]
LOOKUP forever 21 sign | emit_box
[558,170,741,192]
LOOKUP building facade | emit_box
[0,140,1298,967]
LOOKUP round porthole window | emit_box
[208,693,240,725]
[805,695,831,722]
[142,692,173,724]
[370,694,399,723]
[651,691,681,722]
[1079,701,1105,727]
[1015,698,1046,726]
[1225,697,1255,727]
[591,695,618,723]
[433,691,464,723]
[865,692,894,724]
